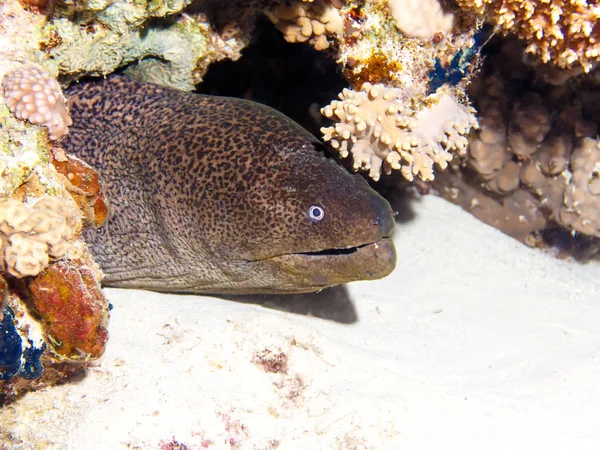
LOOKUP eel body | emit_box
[63,76,396,294]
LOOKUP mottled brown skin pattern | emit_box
[63,76,396,293]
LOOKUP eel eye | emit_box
[307,205,325,222]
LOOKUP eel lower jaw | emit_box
[261,237,397,292]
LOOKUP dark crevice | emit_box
[196,16,347,138]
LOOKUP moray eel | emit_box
[63,76,396,294]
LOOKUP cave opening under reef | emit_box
[197,17,347,139]
[442,36,600,261]
[198,22,600,260]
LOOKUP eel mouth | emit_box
[262,237,397,292]
[295,242,373,257]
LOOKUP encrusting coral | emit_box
[559,138,600,237]
[50,153,109,228]
[45,0,250,90]
[433,39,600,245]
[455,0,600,71]
[26,259,109,361]
[321,83,477,181]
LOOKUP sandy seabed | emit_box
[1,195,599,450]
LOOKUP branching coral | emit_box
[2,65,72,141]
[0,196,81,277]
[321,83,477,181]
[269,0,344,50]
[455,0,600,71]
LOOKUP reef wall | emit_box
[1,0,599,400]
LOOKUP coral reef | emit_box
[0,0,249,401]
[332,0,478,89]
[0,0,481,402]
[0,0,596,403]
[304,0,480,180]
[198,1,481,183]
[321,83,476,181]
[455,0,600,71]
[433,39,600,245]
[559,138,600,237]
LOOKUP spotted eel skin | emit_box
[63,76,396,294]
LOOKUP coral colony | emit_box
[1,0,599,400]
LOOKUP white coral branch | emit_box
[321,83,477,181]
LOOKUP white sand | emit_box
[2,196,599,449]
